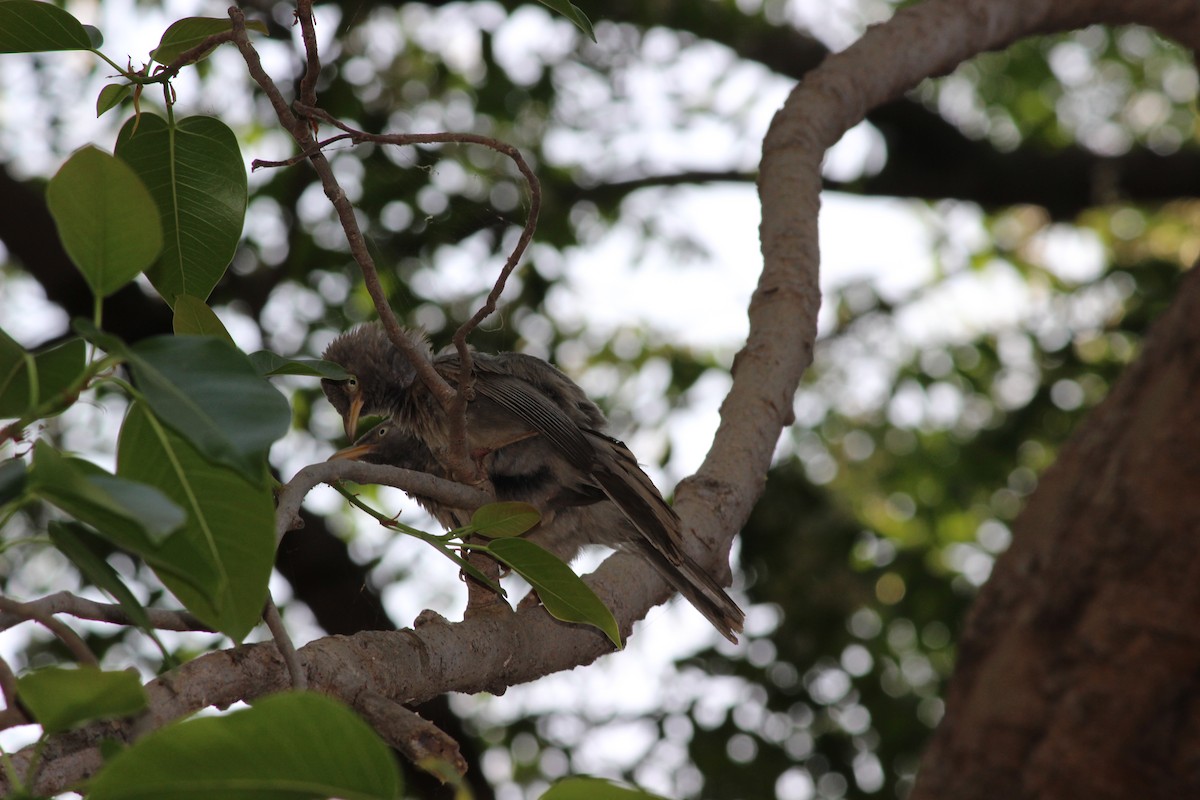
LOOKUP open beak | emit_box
[344,394,364,441]
[327,441,378,462]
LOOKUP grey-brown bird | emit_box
[321,323,744,643]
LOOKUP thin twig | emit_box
[226,9,460,471]
[263,596,306,690]
[295,0,322,109]
[159,30,238,80]
[275,459,492,544]
[250,134,356,170]
[292,104,543,478]
[0,597,98,667]
[0,592,211,633]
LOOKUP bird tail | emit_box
[589,433,744,644]
[630,540,745,645]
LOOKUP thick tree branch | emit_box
[912,248,1200,800]
[4,547,678,796]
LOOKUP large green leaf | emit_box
[173,294,235,342]
[0,326,28,416]
[248,351,351,380]
[46,146,163,297]
[114,114,247,306]
[469,502,541,538]
[149,16,267,64]
[117,402,274,641]
[26,443,216,600]
[0,457,26,506]
[16,666,147,734]
[0,330,87,421]
[0,0,94,52]
[129,335,291,481]
[88,692,402,800]
[48,521,155,632]
[486,538,622,648]
[76,322,290,483]
[27,441,186,545]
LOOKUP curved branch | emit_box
[703,0,1200,547]
[0,592,210,633]
[275,460,492,543]
[0,596,98,667]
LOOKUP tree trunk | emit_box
[912,265,1200,799]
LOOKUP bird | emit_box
[321,322,744,643]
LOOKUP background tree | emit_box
[1,0,1198,798]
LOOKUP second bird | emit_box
[321,323,744,643]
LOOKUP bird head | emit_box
[321,323,428,439]
[326,422,442,473]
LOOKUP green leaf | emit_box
[75,322,289,483]
[82,23,102,47]
[128,335,290,481]
[88,692,402,800]
[173,295,235,343]
[470,501,541,538]
[27,442,216,600]
[96,83,130,117]
[0,336,87,420]
[0,329,86,421]
[114,114,247,307]
[149,16,267,64]
[0,457,26,506]
[27,441,186,545]
[248,351,352,379]
[540,777,668,800]
[535,0,594,41]
[118,402,274,641]
[16,666,146,734]
[48,521,154,631]
[0,327,27,416]
[47,146,163,297]
[486,538,622,648]
[0,0,95,52]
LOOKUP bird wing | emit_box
[446,353,688,564]
[435,353,600,471]
[587,431,687,560]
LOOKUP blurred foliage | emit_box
[1,0,1197,798]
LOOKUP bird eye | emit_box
[347,376,358,390]
[375,426,388,439]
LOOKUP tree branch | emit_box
[4,546,678,796]
[0,592,210,633]
[0,596,98,667]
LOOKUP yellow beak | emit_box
[327,441,377,462]
[344,394,364,441]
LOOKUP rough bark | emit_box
[912,264,1200,799]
